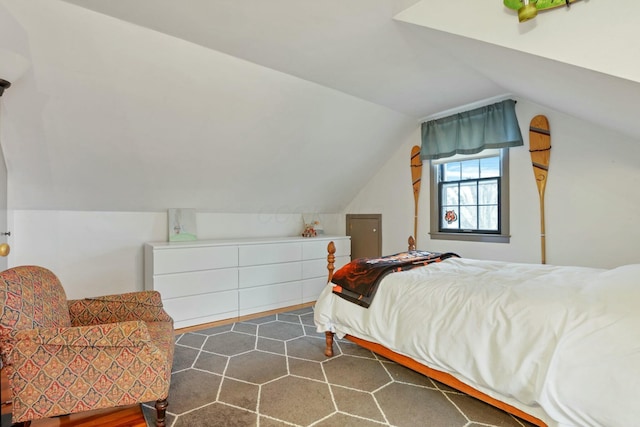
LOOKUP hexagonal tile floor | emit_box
[143,307,535,427]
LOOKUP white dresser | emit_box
[144,236,350,328]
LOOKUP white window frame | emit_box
[429,148,511,243]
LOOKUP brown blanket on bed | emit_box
[332,250,460,308]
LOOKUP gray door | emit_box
[346,214,381,260]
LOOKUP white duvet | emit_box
[314,257,640,427]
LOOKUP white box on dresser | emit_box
[145,236,350,329]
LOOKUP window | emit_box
[429,149,510,243]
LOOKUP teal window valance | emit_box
[420,99,523,161]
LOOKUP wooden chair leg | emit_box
[155,399,168,427]
[11,422,31,427]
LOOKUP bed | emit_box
[314,239,640,427]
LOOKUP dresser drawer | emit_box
[153,268,238,299]
[238,281,302,316]
[302,255,350,279]
[164,290,238,328]
[239,261,301,288]
[153,245,238,274]
[302,258,327,280]
[302,277,328,303]
[238,242,302,266]
[302,238,350,259]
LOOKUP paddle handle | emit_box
[538,191,546,265]
[536,174,547,265]
[413,193,419,244]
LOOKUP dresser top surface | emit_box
[146,235,349,250]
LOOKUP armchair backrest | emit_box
[0,266,72,335]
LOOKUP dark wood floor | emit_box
[2,368,147,427]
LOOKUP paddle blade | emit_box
[529,115,551,196]
[410,145,422,201]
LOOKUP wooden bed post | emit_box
[324,332,335,357]
[325,241,337,357]
[327,241,336,283]
[408,235,416,251]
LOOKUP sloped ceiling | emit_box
[1,0,639,213]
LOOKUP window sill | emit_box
[428,232,510,243]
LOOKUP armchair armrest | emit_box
[68,290,173,326]
[10,320,151,348]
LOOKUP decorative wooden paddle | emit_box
[410,145,423,246]
[529,115,551,264]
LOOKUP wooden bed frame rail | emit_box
[324,239,547,427]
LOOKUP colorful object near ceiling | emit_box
[504,0,582,23]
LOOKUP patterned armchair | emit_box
[0,266,174,427]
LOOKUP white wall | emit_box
[396,0,640,85]
[0,0,414,214]
[8,211,344,299]
[346,98,640,269]
[8,96,640,301]
[9,96,640,302]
